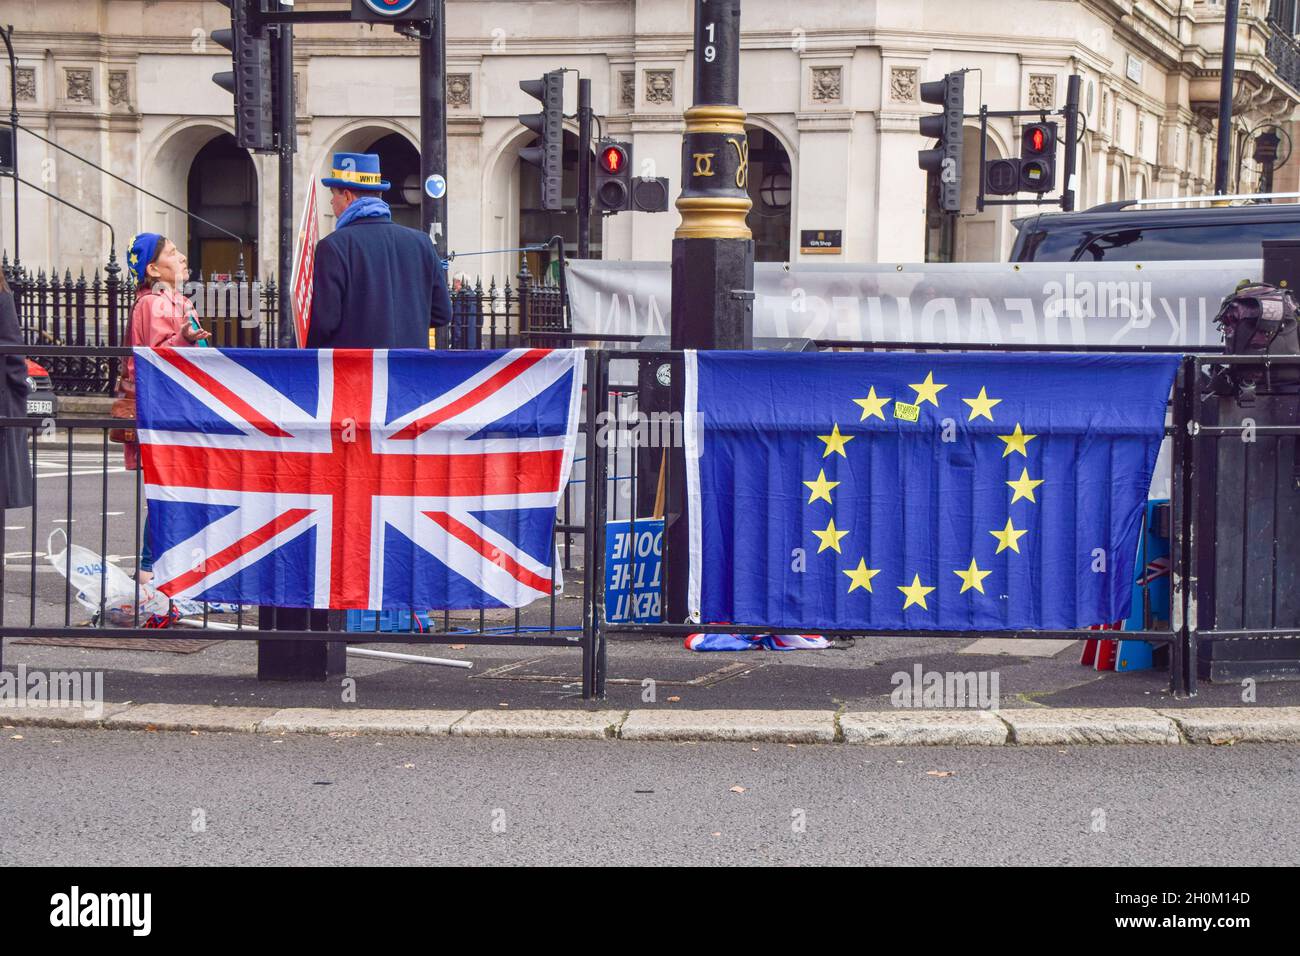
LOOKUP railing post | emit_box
[263,277,277,350]
[517,256,531,349]
[490,277,501,349]
[105,250,121,395]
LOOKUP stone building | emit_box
[2,0,1299,283]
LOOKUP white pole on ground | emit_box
[346,647,473,670]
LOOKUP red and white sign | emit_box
[290,183,320,348]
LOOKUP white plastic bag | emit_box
[45,528,172,624]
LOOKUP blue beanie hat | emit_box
[127,233,163,284]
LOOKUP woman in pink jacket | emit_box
[120,233,209,581]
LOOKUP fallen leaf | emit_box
[751,746,759,752]
[926,770,955,778]
[190,730,200,736]
[729,785,746,794]
[666,695,681,703]
[402,763,415,769]
[450,644,466,650]
[1209,735,1236,746]
[711,832,722,837]
[498,702,509,709]
[10,734,22,740]
[787,743,797,749]
[145,725,159,733]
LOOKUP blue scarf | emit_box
[336,195,391,229]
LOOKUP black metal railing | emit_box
[2,344,1298,700]
[1,252,277,395]
[1267,14,1300,94]
[444,258,570,350]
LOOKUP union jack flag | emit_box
[133,346,584,611]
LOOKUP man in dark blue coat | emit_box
[307,152,452,349]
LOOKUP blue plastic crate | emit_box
[345,609,434,633]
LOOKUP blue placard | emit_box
[425,174,447,199]
[604,518,663,623]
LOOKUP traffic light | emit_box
[212,0,273,153]
[917,72,965,212]
[519,70,565,211]
[1019,121,1057,193]
[350,0,436,23]
[631,175,670,213]
[594,141,633,213]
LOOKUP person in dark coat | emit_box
[307,152,452,349]
[1,268,34,510]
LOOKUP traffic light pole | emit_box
[276,10,294,349]
[2,25,19,269]
[1061,74,1080,212]
[577,77,592,259]
[420,2,448,256]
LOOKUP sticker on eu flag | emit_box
[893,401,920,422]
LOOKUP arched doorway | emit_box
[186,133,259,278]
[363,132,422,230]
[744,125,792,262]
[517,129,602,280]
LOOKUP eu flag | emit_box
[684,351,1179,630]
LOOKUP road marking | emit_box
[102,511,125,516]
[51,518,75,524]
[3,526,23,531]
[35,468,127,480]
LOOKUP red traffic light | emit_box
[600,145,627,174]
[1022,122,1055,156]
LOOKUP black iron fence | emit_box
[4,251,571,393]
[3,334,1296,700]
[444,259,568,350]
[1,253,277,395]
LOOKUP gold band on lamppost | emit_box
[675,104,753,240]
[681,104,748,136]
[674,196,753,239]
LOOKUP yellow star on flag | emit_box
[852,387,891,421]
[812,518,848,554]
[909,371,948,407]
[954,558,993,594]
[997,423,1037,458]
[898,574,936,610]
[818,423,854,459]
[1007,467,1045,504]
[962,386,1002,422]
[843,559,881,594]
[803,469,840,505]
[990,517,1029,554]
